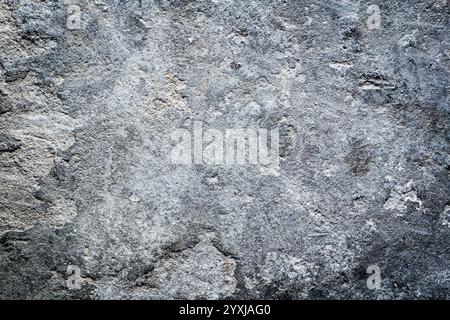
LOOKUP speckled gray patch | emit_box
[0,0,449,299]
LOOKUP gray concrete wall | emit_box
[0,0,449,299]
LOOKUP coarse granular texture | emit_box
[0,0,449,299]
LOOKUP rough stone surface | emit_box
[0,0,449,299]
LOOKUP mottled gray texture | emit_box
[0,0,449,299]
